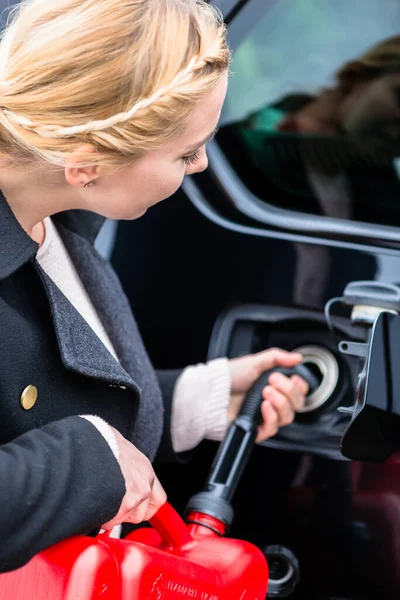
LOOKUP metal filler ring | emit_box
[293,345,339,413]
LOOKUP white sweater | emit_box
[36,218,231,458]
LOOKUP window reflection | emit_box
[219,4,400,228]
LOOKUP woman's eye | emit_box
[183,150,200,166]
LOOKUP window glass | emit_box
[218,0,400,227]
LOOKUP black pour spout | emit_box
[185,364,319,528]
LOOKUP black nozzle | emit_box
[185,492,234,528]
[185,364,319,527]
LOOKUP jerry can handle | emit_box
[149,502,193,549]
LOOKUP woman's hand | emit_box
[228,348,309,442]
[102,428,167,529]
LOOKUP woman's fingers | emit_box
[126,476,167,524]
[102,430,168,529]
[256,400,279,442]
[267,372,307,412]
[144,477,167,521]
[263,386,294,426]
[126,487,153,524]
[291,374,309,398]
[256,372,309,442]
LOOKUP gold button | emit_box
[20,385,38,410]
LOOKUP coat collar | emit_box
[0,190,105,281]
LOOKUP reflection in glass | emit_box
[218,1,400,228]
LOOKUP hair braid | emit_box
[0,0,230,168]
[1,38,223,140]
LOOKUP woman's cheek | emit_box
[154,165,186,203]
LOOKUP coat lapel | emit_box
[58,226,164,451]
[36,263,141,394]
[34,221,164,457]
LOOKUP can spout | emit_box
[185,364,319,528]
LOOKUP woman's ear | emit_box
[64,144,101,188]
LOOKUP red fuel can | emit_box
[0,502,269,600]
[0,371,295,600]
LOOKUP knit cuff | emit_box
[171,358,231,452]
[80,415,120,461]
[204,358,231,442]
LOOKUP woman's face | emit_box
[79,73,228,220]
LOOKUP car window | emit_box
[217,0,400,228]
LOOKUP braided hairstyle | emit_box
[0,0,230,169]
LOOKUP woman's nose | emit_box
[193,153,208,174]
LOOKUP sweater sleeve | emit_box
[155,359,231,461]
[80,415,120,460]
[171,358,231,452]
[0,416,125,572]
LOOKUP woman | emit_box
[0,0,308,571]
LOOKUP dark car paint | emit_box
[111,192,399,600]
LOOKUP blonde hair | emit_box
[0,0,230,169]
